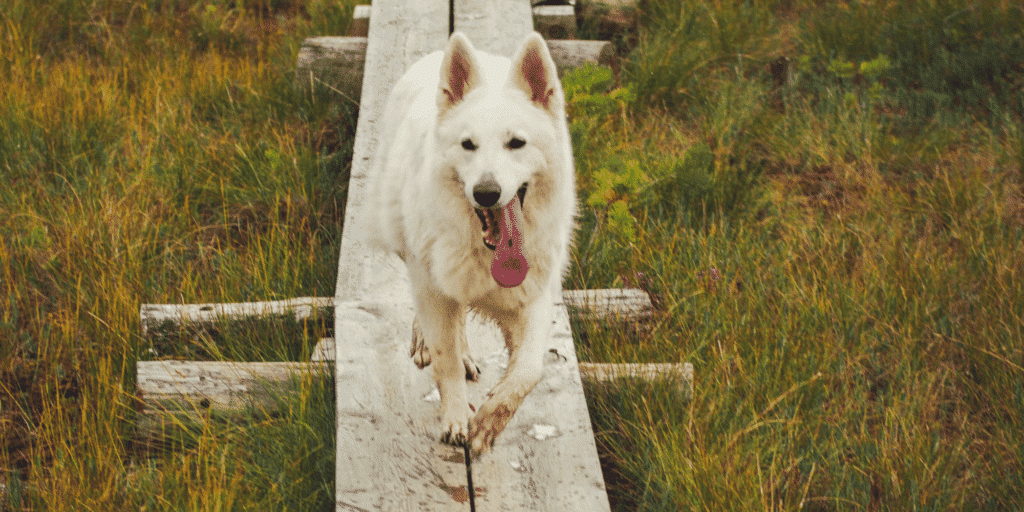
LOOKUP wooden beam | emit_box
[579,362,693,395]
[134,360,331,448]
[136,360,330,411]
[348,4,371,37]
[561,288,652,318]
[139,296,332,334]
[533,4,576,39]
[136,359,693,401]
[139,289,650,328]
[296,37,613,102]
[313,338,692,392]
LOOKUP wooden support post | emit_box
[348,4,371,37]
[533,3,577,40]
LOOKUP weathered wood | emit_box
[533,4,576,39]
[139,296,332,334]
[136,360,330,411]
[296,37,613,101]
[330,0,610,509]
[579,362,693,393]
[135,358,692,402]
[546,39,616,76]
[134,360,331,447]
[294,36,366,103]
[561,288,652,318]
[348,4,371,37]
[314,337,692,391]
[139,289,651,332]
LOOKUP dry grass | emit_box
[1,1,353,509]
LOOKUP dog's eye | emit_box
[461,139,477,151]
[507,137,526,149]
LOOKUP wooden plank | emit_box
[139,296,332,334]
[136,360,329,411]
[315,337,693,391]
[139,288,651,329]
[134,360,330,448]
[331,0,611,509]
[533,4,576,39]
[295,36,367,103]
[560,288,652,318]
[349,4,371,37]
[579,362,693,393]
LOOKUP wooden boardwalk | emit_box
[131,2,701,509]
[331,0,611,509]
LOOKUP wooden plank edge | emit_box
[140,289,651,332]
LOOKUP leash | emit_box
[449,4,474,509]
[448,0,454,35]
[463,441,476,511]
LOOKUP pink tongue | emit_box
[490,198,529,288]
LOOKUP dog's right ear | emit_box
[438,32,482,118]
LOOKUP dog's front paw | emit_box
[439,403,474,446]
[410,317,430,369]
[469,401,516,456]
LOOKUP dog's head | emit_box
[436,31,564,213]
[434,32,566,287]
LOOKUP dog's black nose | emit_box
[473,178,501,208]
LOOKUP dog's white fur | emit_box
[366,32,575,455]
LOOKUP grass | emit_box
[1,0,1022,510]
[568,0,1024,509]
[1,0,355,509]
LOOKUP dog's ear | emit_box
[509,32,561,115]
[438,32,482,118]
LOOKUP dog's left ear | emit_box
[509,32,562,115]
[438,32,483,118]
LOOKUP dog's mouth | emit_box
[475,185,527,251]
[475,184,529,288]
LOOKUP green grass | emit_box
[2,0,1023,510]
[568,0,1024,509]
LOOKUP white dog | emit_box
[366,31,576,455]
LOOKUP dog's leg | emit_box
[469,299,551,455]
[411,314,480,381]
[413,289,474,445]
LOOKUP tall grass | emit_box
[569,0,1023,509]
[1,0,354,509]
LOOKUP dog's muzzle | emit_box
[472,184,529,288]
[475,185,527,250]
